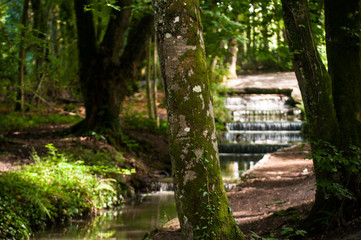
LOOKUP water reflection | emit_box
[35,193,177,240]
[220,153,264,180]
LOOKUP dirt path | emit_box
[230,144,314,238]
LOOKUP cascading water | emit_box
[219,93,303,180]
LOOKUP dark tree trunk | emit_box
[282,0,361,232]
[325,0,361,149]
[324,0,361,227]
[73,0,153,135]
[281,0,339,144]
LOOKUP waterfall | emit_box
[218,92,303,180]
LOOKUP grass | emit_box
[0,144,131,240]
[122,112,168,135]
[0,112,82,132]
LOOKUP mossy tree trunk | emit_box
[281,0,339,144]
[73,0,153,135]
[153,1,245,239]
[282,0,361,231]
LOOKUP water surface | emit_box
[35,192,177,240]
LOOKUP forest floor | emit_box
[1,72,361,239]
[150,145,361,240]
[2,125,361,240]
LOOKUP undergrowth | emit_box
[0,113,82,132]
[0,144,132,240]
[122,113,168,135]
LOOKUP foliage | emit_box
[250,227,307,240]
[122,112,168,136]
[0,144,132,240]
[201,0,293,73]
[310,141,361,201]
[0,113,82,132]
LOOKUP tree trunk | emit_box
[261,2,269,51]
[226,39,238,79]
[282,0,361,231]
[324,0,361,226]
[153,1,245,239]
[15,0,30,112]
[325,0,361,149]
[73,0,153,135]
[282,0,339,144]
[30,0,49,106]
[146,36,154,119]
[152,34,159,126]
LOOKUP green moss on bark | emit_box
[154,0,244,239]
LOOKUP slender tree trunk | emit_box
[261,2,269,51]
[152,34,159,126]
[153,1,245,239]
[30,0,49,106]
[15,0,30,112]
[146,36,154,119]
[246,17,251,54]
[227,39,238,79]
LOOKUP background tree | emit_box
[73,0,154,137]
[0,0,79,111]
[153,0,245,239]
[282,0,361,231]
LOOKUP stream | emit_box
[35,192,177,240]
[35,92,303,239]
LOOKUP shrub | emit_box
[0,144,125,240]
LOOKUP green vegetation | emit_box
[0,113,82,132]
[122,113,168,136]
[0,144,132,240]
[250,227,307,240]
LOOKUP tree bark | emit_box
[146,36,154,119]
[15,0,30,112]
[73,0,153,135]
[282,0,361,231]
[153,1,245,239]
[30,0,49,102]
[325,0,361,149]
[152,34,159,126]
[281,0,339,144]
[226,39,238,79]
